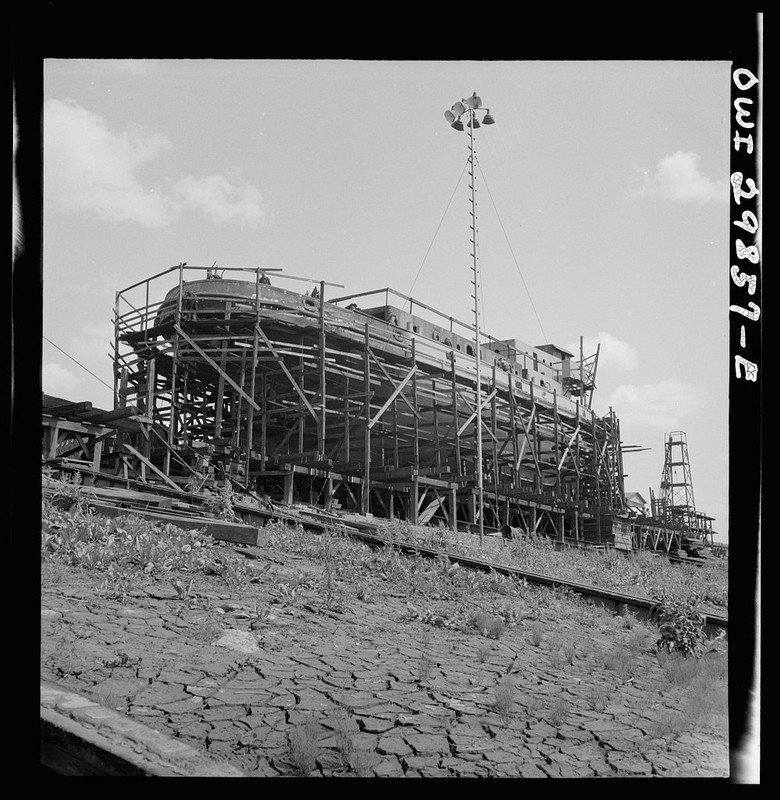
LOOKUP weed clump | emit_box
[549,697,570,727]
[602,647,636,679]
[476,643,491,663]
[529,622,544,647]
[652,590,707,657]
[492,674,515,723]
[585,686,609,712]
[467,610,505,639]
[287,716,320,776]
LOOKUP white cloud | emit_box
[636,151,727,204]
[173,175,266,228]
[604,379,708,428]
[574,332,638,372]
[42,362,80,397]
[44,99,266,228]
[44,99,175,227]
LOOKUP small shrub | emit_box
[683,675,728,728]
[548,639,564,669]
[203,481,238,522]
[585,686,609,711]
[602,647,636,679]
[498,601,524,626]
[332,709,353,767]
[350,750,377,777]
[652,590,707,658]
[530,622,544,647]
[657,650,703,686]
[492,674,515,722]
[417,652,434,682]
[648,709,689,743]
[549,697,570,727]
[355,580,374,603]
[467,610,504,639]
[627,629,651,655]
[191,618,223,643]
[525,695,542,717]
[476,643,491,663]
[288,716,320,776]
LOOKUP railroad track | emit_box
[45,465,728,636]
[262,505,728,636]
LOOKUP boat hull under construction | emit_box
[113,265,627,540]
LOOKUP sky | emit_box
[38,59,733,540]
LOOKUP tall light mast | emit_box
[444,93,495,542]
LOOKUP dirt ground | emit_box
[40,528,730,778]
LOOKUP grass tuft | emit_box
[287,716,320,776]
[492,674,515,723]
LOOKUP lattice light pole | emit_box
[445,92,495,542]
[659,430,698,532]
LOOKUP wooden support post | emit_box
[491,365,499,518]
[450,484,457,532]
[432,379,442,472]
[143,358,155,460]
[246,273,261,480]
[411,475,420,525]
[362,324,371,515]
[508,374,518,487]
[451,358,461,474]
[531,383,542,493]
[412,339,419,469]
[298,345,305,454]
[46,423,59,459]
[344,375,350,463]
[284,470,294,506]
[324,475,334,511]
[235,351,246,454]
[390,398,398,468]
[117,368,129,476]
[175,325,260,413]
[123,444,180,491]
[318,281,327,456]
[553,390,560,495]
[215,342,227,438]
[92,438,103,474]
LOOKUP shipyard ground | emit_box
[40,523,730,779]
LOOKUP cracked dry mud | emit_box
[40,531,729,778]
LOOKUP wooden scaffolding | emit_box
[111,265,628,540]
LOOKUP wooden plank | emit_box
[85,406,141,424]
[83,501,261,546]
[122,443,181,491]
[367,365,418,430]
[43,401,94,416]
[174,323,261,411]
[254,325,319,423]
[418,496,442,525]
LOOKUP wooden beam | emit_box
[174,324,260,412]
[368,365,418,430]
[254,325,319,423]
[456,388,498,441]
[368,348,419,420]
[557,423,582,474]
[122,443,181,491]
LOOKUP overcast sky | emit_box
[40,59,732,540]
